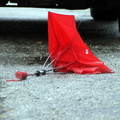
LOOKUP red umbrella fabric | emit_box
[48,12,113,74]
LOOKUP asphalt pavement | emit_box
[0,8,120,120]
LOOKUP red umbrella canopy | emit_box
[48,11,113,74]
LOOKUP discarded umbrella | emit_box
[6,12,114,82]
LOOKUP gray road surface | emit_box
[0,8,120,120]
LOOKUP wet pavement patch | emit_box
[0,95,6,119]
[0,81,8,119]
[0,97,6,113]
[0,104,10,120]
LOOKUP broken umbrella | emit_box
[6,12,113,81]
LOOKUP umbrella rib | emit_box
[44,47,69,70]
[44,54,60,70]
[46,61,77,72]
[76,12,86,30]
[41,53,52,70]
[54,61,76,71]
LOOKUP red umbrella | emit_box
[48,11,113,74]
[6,12,113,82]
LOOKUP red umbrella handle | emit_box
[6,71,28,82]
[6,70,46,82]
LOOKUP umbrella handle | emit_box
[6,70,47,82]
